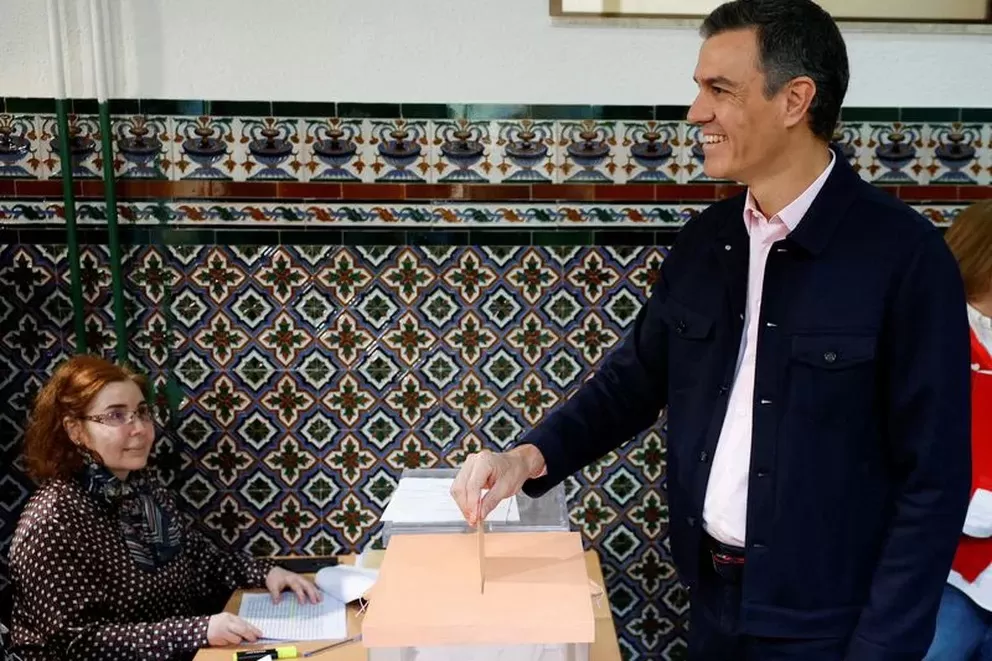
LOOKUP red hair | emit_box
[23,355,148,483]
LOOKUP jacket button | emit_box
[675,320,687,335]
[824,351,837,363]
[686,516,696,527]
[751,542,767,550]
[756,469,768,478]
[699,451,708,462]
[718,383,729,394]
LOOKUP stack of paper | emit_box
[238,592,348,642]
[380,477,521,524]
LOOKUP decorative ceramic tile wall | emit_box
[2,98,991,660]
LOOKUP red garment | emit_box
[951,328,992,582]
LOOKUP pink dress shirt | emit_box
[702,150,837,547]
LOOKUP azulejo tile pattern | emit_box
[2,99,992,660]
[0,242,682,659]
[0,107,990,187]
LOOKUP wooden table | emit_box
[193,549,622,661]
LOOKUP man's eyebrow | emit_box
[693,75,738,88]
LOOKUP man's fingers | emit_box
[450,455,473,518]
[464,458,493,525]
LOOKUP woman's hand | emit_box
[207,612,262,646]
[265,566,322,604]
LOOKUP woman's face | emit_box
[65,380,155,480]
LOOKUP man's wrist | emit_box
[511,444,546,479]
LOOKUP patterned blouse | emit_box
[7,476,275,661]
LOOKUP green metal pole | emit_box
[55,100,87,354]
[48,0,86,353]
[98,101,128,365]
[88,0,128,365]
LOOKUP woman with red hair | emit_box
[925,200,992,660]
[7,355,320,660]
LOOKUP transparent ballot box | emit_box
[379,467,571,545]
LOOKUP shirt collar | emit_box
[744,148,837,233]
[969,303,992,331]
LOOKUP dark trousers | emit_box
[688,534,851,661]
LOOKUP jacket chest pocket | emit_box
[660,296,715,391]
[789,333,878,425]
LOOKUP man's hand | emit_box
[206,613,262,646]
[450,446,546,525]
[264,566,322,604]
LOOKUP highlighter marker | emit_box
[233,646,298,661]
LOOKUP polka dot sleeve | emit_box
[184,523,276,592]
[9,497,210,660]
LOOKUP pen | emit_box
[302,634,362,657]
[233,646,298,661]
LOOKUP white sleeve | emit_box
[963,489,992,538]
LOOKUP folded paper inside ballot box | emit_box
[361,530,595,655]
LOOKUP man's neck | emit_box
[971,293,992,318]
[747,139,833,218]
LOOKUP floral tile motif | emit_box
[430,119,495,183]
[620,121,682,184]
[558,120,621,184]
[112,115,174,180]
[492,119,557,183]
[925,123,989,186]
[367,119,430,183]
[863,122,928,184]
[0,114,44,179]
[301,118,367,182]
[37,114,102,180]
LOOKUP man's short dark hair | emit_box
[701,0,850,142]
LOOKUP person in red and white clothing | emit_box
[926,200,992,660]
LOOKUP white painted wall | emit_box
[1,0,991,107]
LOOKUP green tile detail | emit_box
[593,230,658,246]
[337,103,402,119]
[72,98,99,114]
[5,97,56,113]
[151,228,217,245]
[962,108,992,122]
[108,99,142,115]
[654,105,690,121]
[207,100,273,117]
[278,229,343,245]
[343,230,408,245]
[900,107,961,122]
[271,102,338,118]
[217,229,282,244]
[140,99,207,116]
[468,230,532,245]
[533,230,593,246]
[463,104,530,120]
[408,230,470,245]
[531,105,602,120]
[840,107,899,122]
[401,104,456,119]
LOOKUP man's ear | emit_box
[782,75,817,130]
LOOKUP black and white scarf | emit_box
[79,459,183,572]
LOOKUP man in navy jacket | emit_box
[451,1,972,658]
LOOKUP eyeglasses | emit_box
[79,403,155,427]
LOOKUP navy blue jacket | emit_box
[521,148,972,659]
